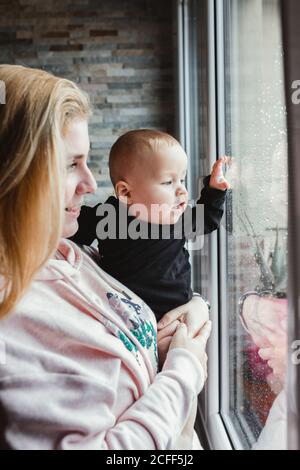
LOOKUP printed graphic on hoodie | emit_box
[106,292,158,370]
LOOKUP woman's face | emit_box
[62,119,97,238]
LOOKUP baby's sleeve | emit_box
[194,175,227,234]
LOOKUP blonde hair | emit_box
[0,65,91,319]
[109,129,180,186]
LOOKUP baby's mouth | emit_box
[174,201,187,210]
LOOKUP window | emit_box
[221,0,288,449]
[179,0,288,449]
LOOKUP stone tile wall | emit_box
[0,0,176,202]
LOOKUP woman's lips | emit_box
[65,206,81,217]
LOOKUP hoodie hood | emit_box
[34,239,83,281]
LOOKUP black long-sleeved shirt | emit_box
[70,175,227,320]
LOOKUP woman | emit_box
[0,65,211,450]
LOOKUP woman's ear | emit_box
[115,180,133,204]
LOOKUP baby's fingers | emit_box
[211,156,230,172]
[210,158,231,190]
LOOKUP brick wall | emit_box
[0,0,177,203]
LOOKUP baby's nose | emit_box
[176,185,187,196]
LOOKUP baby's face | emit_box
[128,143,188,224]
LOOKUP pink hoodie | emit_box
[0,239,204,450]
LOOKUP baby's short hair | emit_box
[109,129,180,186]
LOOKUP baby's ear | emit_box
[115,180,132,204]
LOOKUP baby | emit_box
[71,129,230,322]
[70,129,230,449]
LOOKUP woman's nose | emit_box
[77,167,97,195]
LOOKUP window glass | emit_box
[223,0,288,449]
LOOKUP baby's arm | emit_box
[194,158,231,235]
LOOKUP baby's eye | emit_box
[162,181,172,185]
[180,178,186,184]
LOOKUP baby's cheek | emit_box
[150,205,171,224]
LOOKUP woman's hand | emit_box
[157,320,180,370]
[157,295,209,338]
[157,296,210,368]
[169,321,212,379]
[258,345,287,394]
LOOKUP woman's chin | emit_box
[62,220,79,239]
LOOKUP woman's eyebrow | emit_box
[73,154,85,160]
[68,153,86,161]
[70,147,91,161]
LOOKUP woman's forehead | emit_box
[64,119,90,158]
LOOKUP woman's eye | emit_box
[67,162,77,171]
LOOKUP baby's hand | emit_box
[209,156,231,191]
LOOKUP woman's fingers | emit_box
[157,320,180,342]
[157,336,173,369]
[194,320,212,347]
[174,321,188,335]
[174,322,189,341]
[157,336,172,352]
[186,313,206,338]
